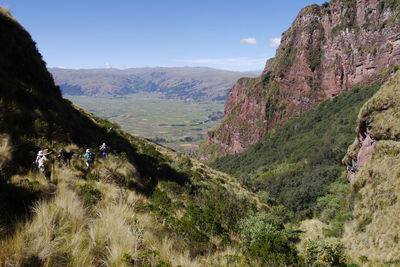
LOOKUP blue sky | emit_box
[1,0,326,71]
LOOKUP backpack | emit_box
[86,152,95,163]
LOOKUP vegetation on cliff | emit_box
[340,69,400,265]
[210,79,385,218]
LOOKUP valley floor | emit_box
[67,93,224,154]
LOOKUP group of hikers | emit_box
[33,142,109,180]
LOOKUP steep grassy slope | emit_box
[341,69,400,265]
[0,7,302,266]
[209,66,399,218]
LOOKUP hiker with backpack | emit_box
[83,149,95,169]
[34,150,43,168]
[99,142,109,158]
[36,149,53,180]
[57,149,73,168]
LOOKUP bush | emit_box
[179,155,192,168]
[245,232,300,266]
[315,174,354,237]
[85,172,98,181]
[239,211,282,243]
[239,211,300,265]
[302,238,347,266]
[79,184,102,207]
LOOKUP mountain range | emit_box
[0,7,298,266]
[49,67,258,102]
[2,0,400,265]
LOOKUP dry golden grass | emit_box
[92,153,140,187]
[0,134,12,169]
[0,6,15,21]
[0,133,270,266]
[0,168,89,265]
[342,141,400,266]
[297,219,325,247]
[340,69,400,266]
[1,153,219,266]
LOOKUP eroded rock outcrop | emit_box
[343,67,400,181]
[201,0,400,158]
[341,69,400,265]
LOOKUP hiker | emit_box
[57,149,73,168]
[38,149,52,180]
[33,150,43,172]
[99,142,108,158]
[34,150,43,165]
[83,149,95,168]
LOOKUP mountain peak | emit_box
[200,0,400,159]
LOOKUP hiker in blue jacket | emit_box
[83,149,95,169]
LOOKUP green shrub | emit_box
[239,211,300,265]
[239,211,282,243]
[85,172,98,181]
[302,238,347,266]
[134,249,172,267]
[244,232,300,266]
[179,155,192,168]
[79,184,102,206]
[315,174,354,237]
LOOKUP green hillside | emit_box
[210,66,398,218]
[0,7,302,266]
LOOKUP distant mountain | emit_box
[49,67,257,102]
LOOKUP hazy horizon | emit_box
[1,0,326,71]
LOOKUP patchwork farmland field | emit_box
[67,93,224,153]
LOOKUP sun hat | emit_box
[37,150,43,156]
[42,149,52,156]
[86,149,90,153]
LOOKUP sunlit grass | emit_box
[0,134,12,169]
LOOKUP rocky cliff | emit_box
[341,68,400,265]
[344,64,400,181]
[202,0,400,158]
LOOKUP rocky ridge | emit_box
[344,64,400,181]
[341,68,400,265]
[202,0,400,158]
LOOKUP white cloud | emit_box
[269,37,281,48]
[240,37,257,45]
[105,62,111,69]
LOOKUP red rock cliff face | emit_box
[202,0,400,158]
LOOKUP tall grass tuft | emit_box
[0,134,12,170]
